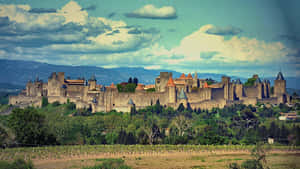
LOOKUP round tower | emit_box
[167,76,176,104]
[274,72,286,97]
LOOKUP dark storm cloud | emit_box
[280,35,300,43]
[206,26,242,36]
[0,16,10,27]
[28,8,57,13]
[128,28,142,34]
[125,5,177,20]
[128,27,159,35]
[125,13,177,20]
[81,5,96,11]
[108,12,116,18]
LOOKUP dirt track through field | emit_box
[32,150,300,169]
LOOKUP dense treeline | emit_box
[0,101,299,147]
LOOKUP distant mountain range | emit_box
[0,59,299,91]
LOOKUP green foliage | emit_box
[228,143,269,169]
[117,83,136,93]
[41,96,48,107]
[241,160,263,169]
[66,102,76,110]
[0,125,8,147]
[8,107,57,146]
[244,78,256,87]
[52,101,60,107]
[0,158,35,169]
[146,88,155,92]
[83,158,132,169]
[177,103,185,112]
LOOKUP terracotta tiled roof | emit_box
[144,84,155,89]
[65,79,85,85]
[174,80,186,85]
[179,73,186,79]
[136,84,145,90]
[187,73,193,79]
[204,82,209,88]
[167,76,175,87]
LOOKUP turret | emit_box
[192,72,199,88]
[57,72,65,84]
[274,72,286,97]
[88,75,97,90]
[255,77,263,99]
[235,79,244,99]
[222,76,230,100]
[167,76,176,104]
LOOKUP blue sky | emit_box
[0,0,299,78]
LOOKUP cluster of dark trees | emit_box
[116,77,139,93]
[0,101,299,147]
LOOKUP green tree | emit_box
[41,96,48,107]
[133,77,138,86]
[244,78,256,87]
[177,103,185,112]
[8,108,56,146]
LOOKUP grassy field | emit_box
[0,145,299,169]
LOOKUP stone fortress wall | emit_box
[9,71,290,113]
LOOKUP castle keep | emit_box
[9,72,290,112]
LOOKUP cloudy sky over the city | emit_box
[0,0,299,77]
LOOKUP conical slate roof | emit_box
[178,88,187,100]
[276,72,284,80]
[128,98,134,105]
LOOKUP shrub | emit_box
[241,160,263,169]
[228,163,240,169]
[0,158,35,169]
[66,102,76,110]
[83,158,131,169]
[146,88,155,92]
[41,97,48,107]
[52,101,60,107]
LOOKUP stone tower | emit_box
[255,77,263,99]
[155,72,172,92]
[167,76,176,105]
[88,75,97,91]
[222,76,230,100]
[235,79,243,99]
[192,72,199,88]
[274,72,286,97]
[57,72,65,83]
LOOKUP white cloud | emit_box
[170,24,295,64]
[57,0,88,25]
[125,4,177,19]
